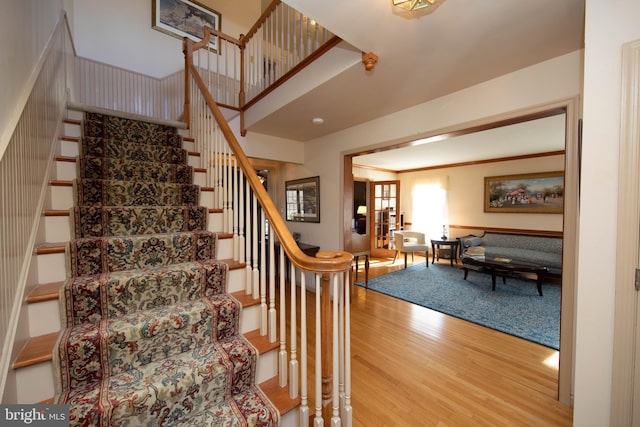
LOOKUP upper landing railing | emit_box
[183,0,342,134]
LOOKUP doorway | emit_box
[343,100,580,405]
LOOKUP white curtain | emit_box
[410,176,448,241]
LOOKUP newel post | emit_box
[239,34,247,137]
[182,37,192,128]
[320,272,333,423]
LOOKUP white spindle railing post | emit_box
[268,228,277,343]
[238,169,245,263]
[331,275,341,427]
[253,193,260,299]
[343,271,353,426]
[233,157,239,260]
[300,273,309,427]
[289,260,299,398]
[260,209,267,335]
[314,274,323,427]
[279,245,288,386]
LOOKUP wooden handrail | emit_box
[185,56,352,274]
[241,0,282,44]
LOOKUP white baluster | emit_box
[279,244,288,386]
[260,209,267,336]
[314,274,323,427]
[331,274,341,427]
[290,260,299,398]
[300,273,309,427]
[269,228,277,343]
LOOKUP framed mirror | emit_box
[285,176,320,223]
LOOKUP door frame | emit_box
[611,38,640,425]
[342,96,580,406]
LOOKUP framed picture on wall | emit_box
[152,0,221,52]
[484,171,564,214]
[286,176,320,223]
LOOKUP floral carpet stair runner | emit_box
[53,113,279,426]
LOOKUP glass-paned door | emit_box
[371,181,400,258]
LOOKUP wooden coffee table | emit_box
[461,256,548,296]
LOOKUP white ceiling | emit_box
[354,112,567,171]
[243,0,584,170]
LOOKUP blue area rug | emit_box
[356,263,559,349]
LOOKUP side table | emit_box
[430,239,459,266]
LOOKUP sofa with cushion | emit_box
[457,232,563,276]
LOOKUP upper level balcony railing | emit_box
[183,0,341,134]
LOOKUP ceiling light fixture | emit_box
[392,0,446,12]
[311,117,324,125]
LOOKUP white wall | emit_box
[298,51,581,252]
[71,0,260,78]
[0,0,64,159]
[573,1,640,424]
[399,154,565,235]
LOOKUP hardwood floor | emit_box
[345,255,572,426]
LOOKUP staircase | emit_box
[13,108,297,425]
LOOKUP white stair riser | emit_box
[194,171,206,187]
[181,138,194,151]
[66,110,83,121]
[255,349,277,385]
[60,140,79,157]
[45,215,71,243]
[64,122,81,137]
[279,407,297,427]
[239,304,259,334]
[38,252,67,283]
[49,186,73,210]
[227,268,246,294]
[217,238,233,260]
[208,211,223,232]
[55,161,76,181]
[188,155,200,168]
[29,300,61,336]
[15,362,54,404]
[200,190,215,209]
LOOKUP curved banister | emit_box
[184,48,352,274]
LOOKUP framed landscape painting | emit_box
[484,171,564,214]
[152,0,220,52]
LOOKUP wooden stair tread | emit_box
[217,232,233,239]
[63,118,81,126]
[231,291,260,308]
[59,135,79,142]
[56,155,76,162]
[36,243,65,255]
[244,329,279,355]
[27,282,64,303]
[50,180,73,186]
[208,208,223,213]
[201,186,214,192]
[221,259,246,270]
[44,209,69,217]
[260,377,301,415]
[13,332,58,369]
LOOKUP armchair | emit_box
[394,231,429,269]
[351,232,370,288]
